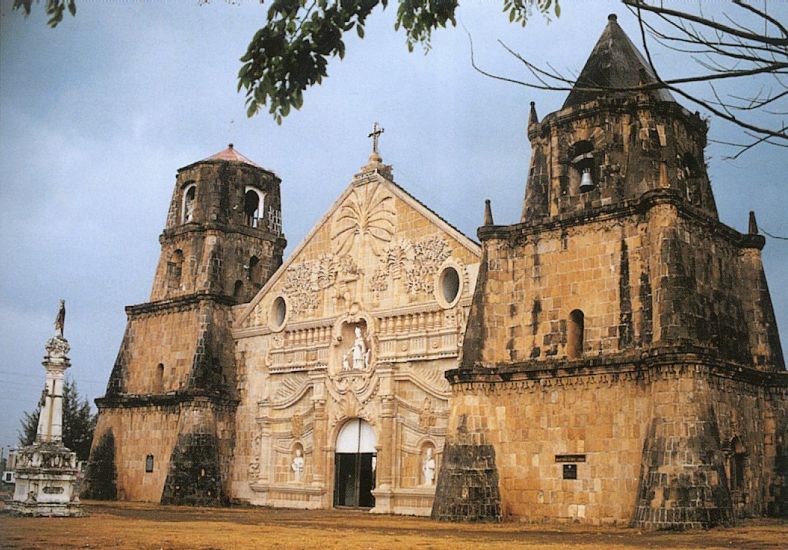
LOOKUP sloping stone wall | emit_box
[435,360,786,527]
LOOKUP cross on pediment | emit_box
[368,122,384,155]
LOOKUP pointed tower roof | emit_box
[202,143,262,168]
[563,14,675,109]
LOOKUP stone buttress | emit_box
[432,15,786,528]
[85,146,285,503]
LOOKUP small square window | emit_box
[145,455,154,473]
[563,464,577,480]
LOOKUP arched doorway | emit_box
[334,418,376,508]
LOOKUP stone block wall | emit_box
[90,405,182,501]
[523,98,716,225]
[164,161,282,232]
[161,399,236,505]
[151,158,286,305]
[431,410,502,522]
[470,197,782,373]
[151,230,282,304]
[105,297,237,397]
[435,360,786,527]
[91,397,236,503]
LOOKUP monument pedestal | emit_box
[10,442,81,517]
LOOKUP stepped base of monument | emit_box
[7,501,83,517]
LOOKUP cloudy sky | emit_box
[1,0,785,452]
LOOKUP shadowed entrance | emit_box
[334,418,376,508]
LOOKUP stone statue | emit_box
[291,448,304,482]
[345,326,370,370]
[55,299,66,338]
[422,447,436,487]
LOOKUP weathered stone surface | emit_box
[435,15,786,529]
[431,443,502,522]
[88,147,283,503]
[161,431,224,505]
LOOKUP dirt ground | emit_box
[1,501,786,550]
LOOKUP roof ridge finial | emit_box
[528,101,539,126]
[368,122,385,163]
[483,199,494,226]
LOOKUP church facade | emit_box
[230,150,480,515]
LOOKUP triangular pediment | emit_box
[235,170,481,331]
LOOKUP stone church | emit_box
[86,14,785,528]
[87,135,481,515]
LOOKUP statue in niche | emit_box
[422,447,436,487]
[291,448,305,482]
[344,325,370,370]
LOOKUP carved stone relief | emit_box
[326,321,379,406]
[419,397,436,431]
[291,447,304,483]
[422,446,436,487]
[332,181,395,256]
[279,254,360,319]
[247,433,262,481]
[291,413,303,439]
[369,235,452,300]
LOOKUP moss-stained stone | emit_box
[81,430,117,500]
[431,443,502,522]
[161,431,224,506]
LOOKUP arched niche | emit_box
[567,309,585,359]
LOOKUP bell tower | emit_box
[434,14,785,529]
[151,144,285,303]
[86,145,285,505]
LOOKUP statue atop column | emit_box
[10,300,81,516]
[54,299,66,338]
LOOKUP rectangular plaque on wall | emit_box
[555,454,586,463]
[563,464,578,480]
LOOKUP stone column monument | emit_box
[10,300,82,516]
